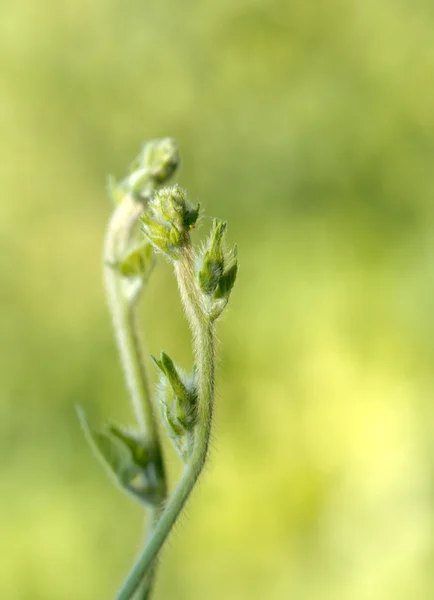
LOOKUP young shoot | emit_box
[78,138,238,600]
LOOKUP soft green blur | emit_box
[1,1,434,598]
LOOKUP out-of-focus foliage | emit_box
[1,0,434,598]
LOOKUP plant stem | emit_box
[116,247,215,600]
[133,506,163,600]
[104,194,167,599]
[104,195,157,438]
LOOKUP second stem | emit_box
[116,246,215,600]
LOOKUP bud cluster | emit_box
[197,219,238,320]
[141,185,200,259]
[152,352,198,460]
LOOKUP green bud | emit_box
[77,407,165,505]
[152,352,198,460]
[197,220,238,319]
[141,185,200,259]
[120,138,180,201]
[198,220,226,295]
[144,137,180,184]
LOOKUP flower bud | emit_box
[143,137,180,184]
[141,185,200,259]
[198,220,226,295]
[214,249,238,299]
[197,220,238,319]
[115,138,180,202]
[152,352,198,459]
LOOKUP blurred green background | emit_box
[1,0,434,598]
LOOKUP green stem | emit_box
[133,506,163,600]
[104,195,156,437]
[104,194,167,599]
[116,248,215,600]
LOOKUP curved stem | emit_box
[104,194,167,599]
[116,248,215,600]
[104,195,156,437]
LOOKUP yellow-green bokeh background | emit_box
[1,1,434,598]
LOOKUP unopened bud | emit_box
[141,185,200,259]
[117,138,180,201]
[152,352,198,459]
[197,220,238,319]
[139,137,180,185]
[198,220,226,295]
[214,249,238,300]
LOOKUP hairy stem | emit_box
[104,194,167,599]
[116,246,215,600]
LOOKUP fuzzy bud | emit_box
[152,352,198,459]
[197,219,238,319]
[141,185,200,259]
[109,138,180,203]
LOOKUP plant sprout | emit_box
[78,138,238,599]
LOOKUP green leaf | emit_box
[119,241,154,279]
[160,352,189,399]
[76,406,163,505]
[77,406,130,477]
[108,425,150,469]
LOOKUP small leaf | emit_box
[119,242,154,279]
[77,406,132,481]
[151,354,164,372]
[160,352,189,399]
[108,425,150,469]
[76,406,163,505]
